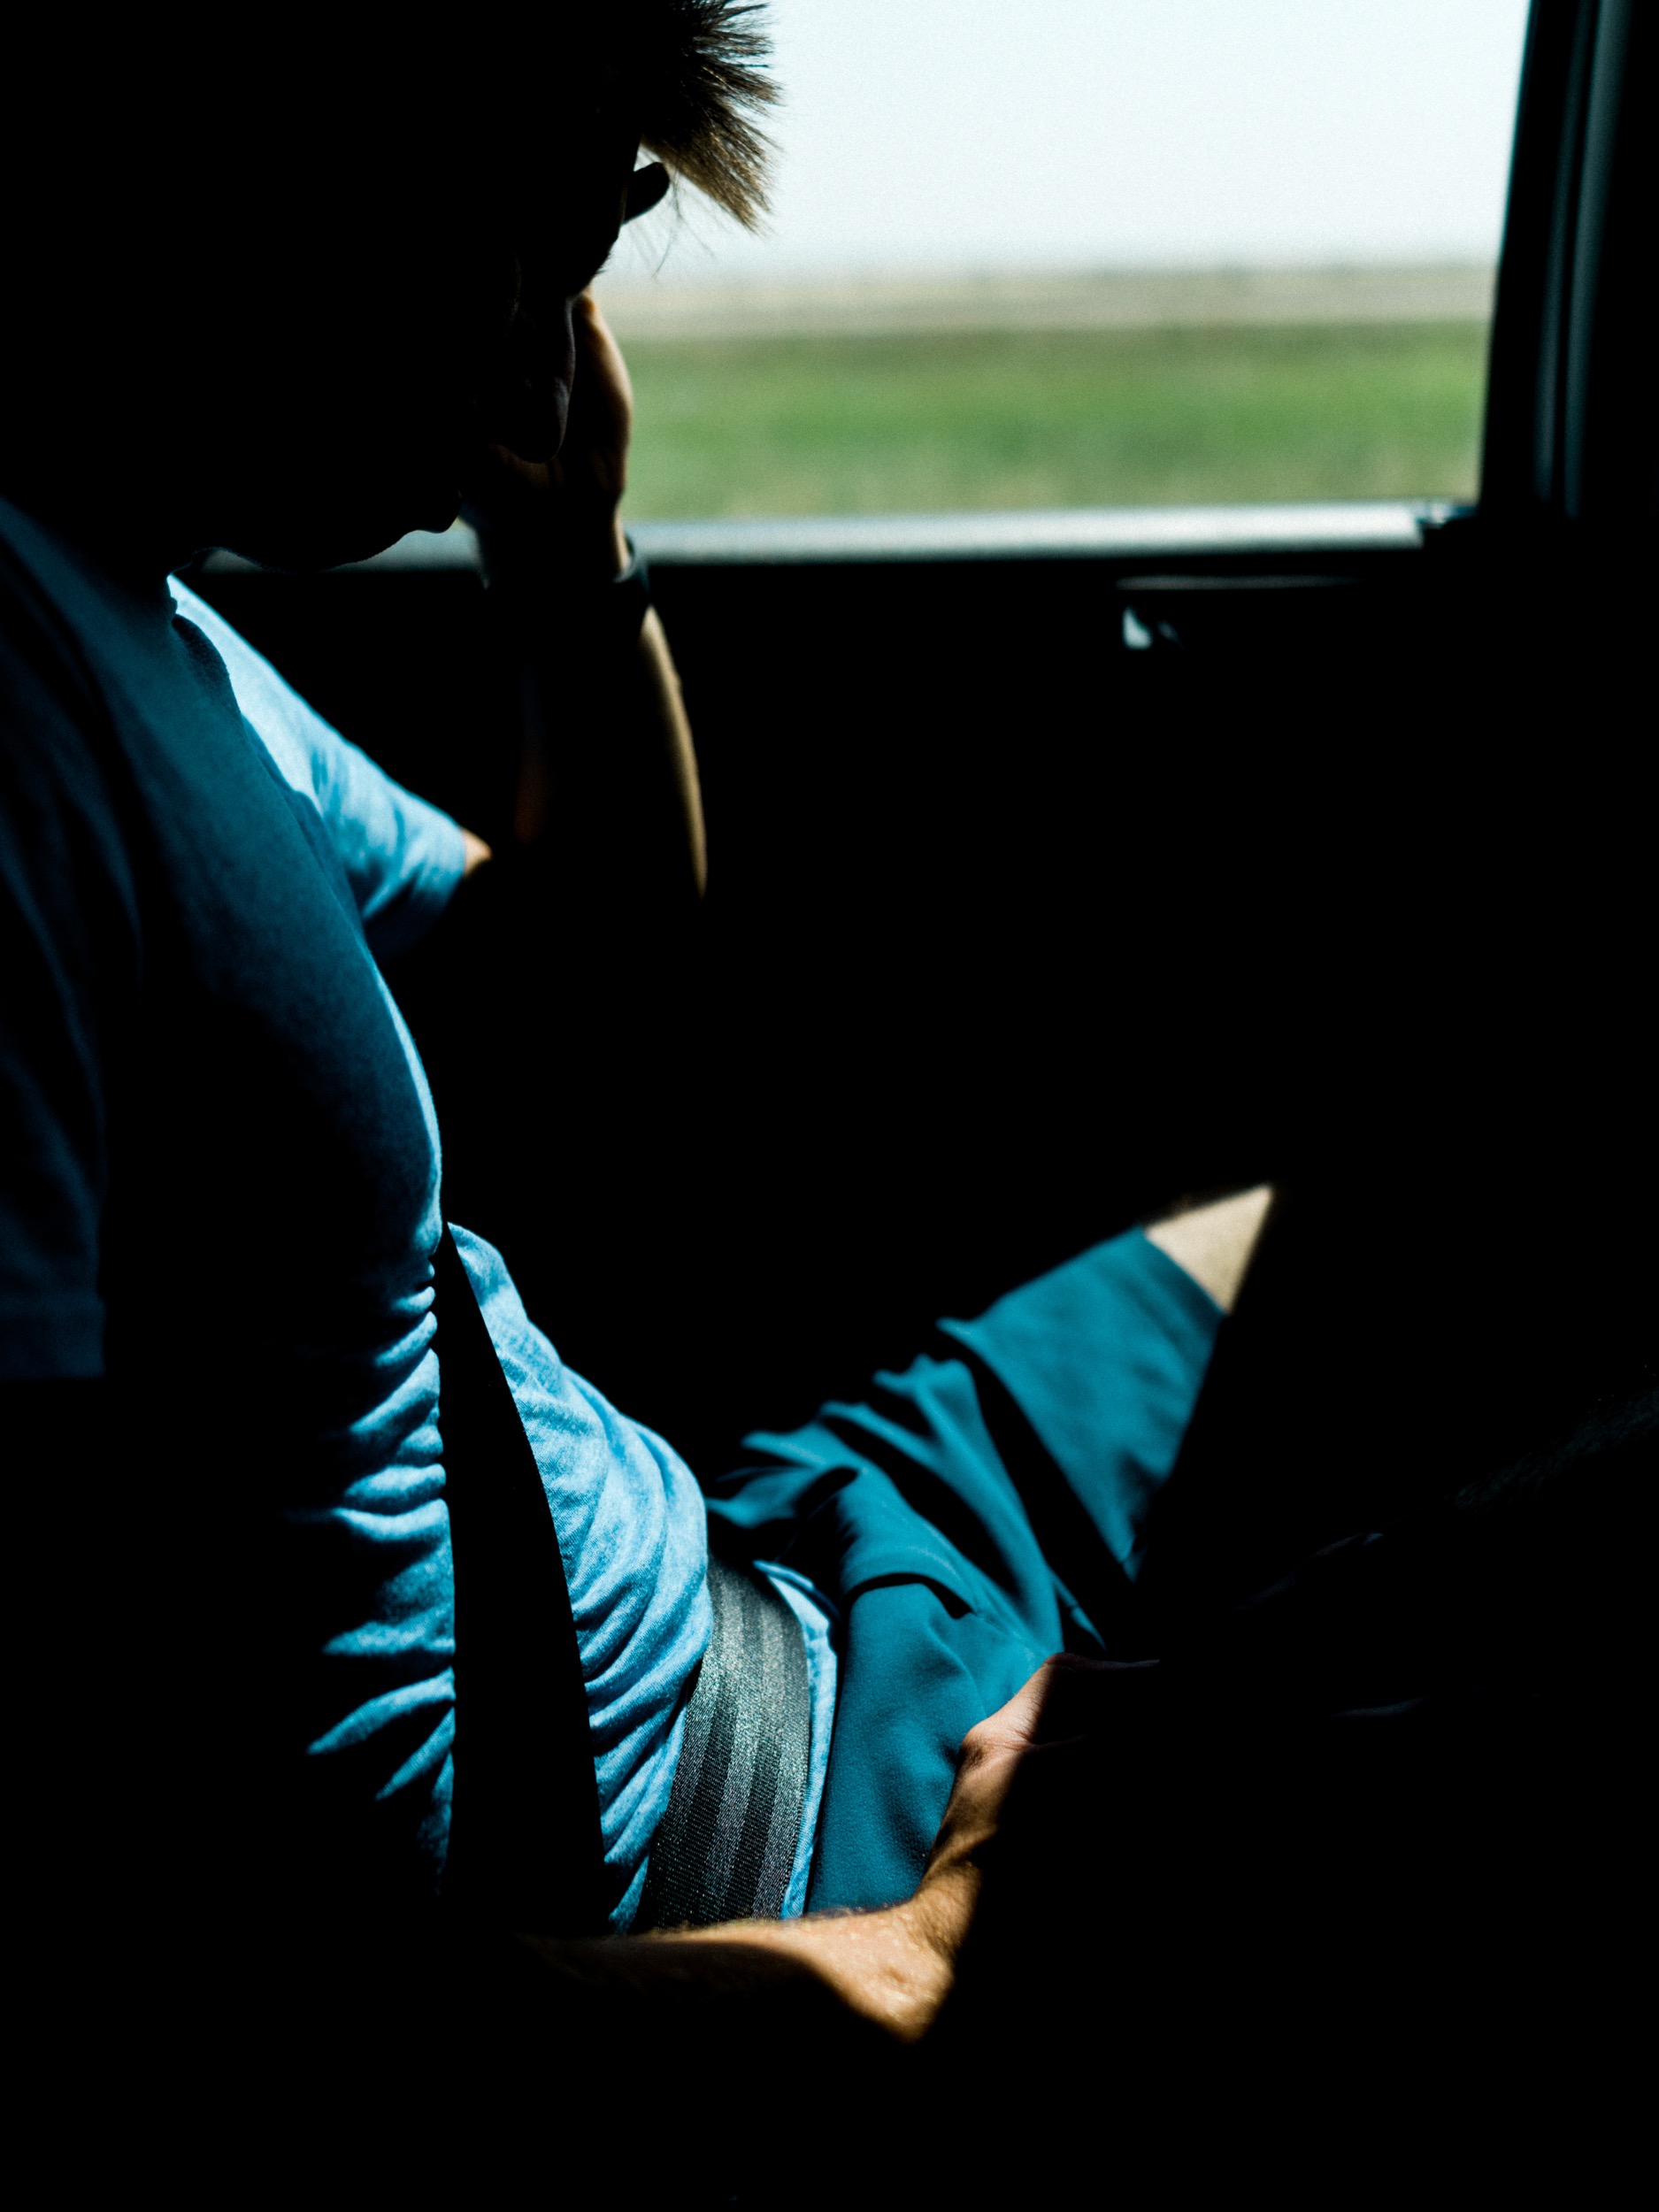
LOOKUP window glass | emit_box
[599,0,1532,518]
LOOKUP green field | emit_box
[621,320,1490,517]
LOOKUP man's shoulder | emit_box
[0,515,142,1384]
[0,497,294,903]
[0,496,111,736]
[0,504,146,935]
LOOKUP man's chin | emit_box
[227,490,463,574]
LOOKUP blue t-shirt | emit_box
[0,504,709,1925]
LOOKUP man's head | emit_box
[0,3,775,570]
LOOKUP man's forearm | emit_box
[465,292,706,903]
[514,1663,1055,2045]
[631,603,706,897]
[655,1870,971,2041]
[520,1878,969,2047]
[488,534,706,906]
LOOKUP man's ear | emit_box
[624,162,672,222]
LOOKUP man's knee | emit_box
[1144,1185,1274,1314]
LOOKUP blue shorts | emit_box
[705,1227,1223,1910]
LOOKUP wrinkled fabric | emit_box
[172,580,466,960]
[1,503,708,1919]
[712,1231,1223,1909]
[453,1227,710,1928]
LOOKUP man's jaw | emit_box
[223,456,472,572]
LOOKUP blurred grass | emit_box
[621,320,1490,516]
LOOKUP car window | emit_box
[598,0,1532,519]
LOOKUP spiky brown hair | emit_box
[600,0,779,227]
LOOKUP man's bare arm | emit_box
[630,604,706,897]
[465,292,706,901]
[521,1654,1077,2044]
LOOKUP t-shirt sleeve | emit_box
[169,580,468,960]
[0,611,139,1380]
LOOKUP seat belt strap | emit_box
[636,1555,810,1930]
[434,1225,613,1933]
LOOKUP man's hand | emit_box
[915,1654,1110,1909]
[466,292,633,583]
[896,1653,1143,2009]
[610,1654,1125,2044]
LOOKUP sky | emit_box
[611,0,1533,285]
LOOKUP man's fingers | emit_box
[964,1655,1090,1761]
[572,296,634,406]
[965,1653,1162,1765]
[1034,1654,1160,1744]
[962,1652,1167,1774]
